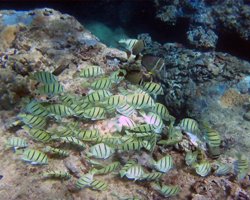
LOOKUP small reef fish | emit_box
[90,179,108,191]
[118,38,145,55]
[23,126,51,143]
[59,93,78,106]
[25,100,49,117]
[126,93,155,109]
[154,103,170,121]
[83,90,112,103]
[90,77,112,90]
[70,102,91,114]
[43,146,69,157]
[141,172,163,181]
[120,160,137,177]
[129,124,157,133]
[92,161,120,175]
[119,140,143,152]
[185,151,198,166]
[73,129,100,140]
[234,154,249,180]
[30,71,58,84]
[116,115,136,131]
[140,82,164,97]
[178,118,200,135]
[142,135,157,152]
[18,113,47,129]
[213,161,231,176]
[37,82,64,96]
[107,95,126,107]
[60,136,85,149]
[116,103,136,117]
[151,183,180,198]
[22,149,48,165]
[80,65,104,78]
[6,137,28,150]
[42,170,71,180]
[46,104,74,117]
[203,124,221,158]
[76,173,94,189]
[77,107,106,120]
[88,143,115,159]
[152,155,174,173]
[194,161,211,177]
[110,69,126,83]
[141,112,164,133]
[124,164,145,181]
[141,54,165,75]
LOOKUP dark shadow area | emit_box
[216,30,250,61]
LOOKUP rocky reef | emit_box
[0,8,249,200]
[155,0,250,49]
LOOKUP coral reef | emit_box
[0,8,249,200]
[155,0,250,48]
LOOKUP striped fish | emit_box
[214,162,231,176]
[84,90,112,103]
[90,179,108,191]
[46,104,74,117]
[204,129,221,148]
[59,94,77,106]
[25,100,49,117]
[124,165,145,181]
[92,161,120,175]
[126,93,155,109]
[74,129,99,140]
[120,160,137,177]
[178,118,200,135]
[116,103,136,117]
[118,39,144,55]
[140,82,164,96]
[55,126,74,137]
[6,137,28,150]
[142,135,157,152]
[110,69,126,83]
[129,124,156,133]
[80,65,104,78]
[70,102,91,114]
[142,172,163,181]
[31,71,58,84]
[76,173,94,189]
[117,116,136,130]
[126,130,152,138]
[185,151,198,166]
[119,140,143,152]
[143,112,164,133]
[88,143,114,159]
[234,154,249,180]
[141,54,165,75]
[18,113,47,129]
[22,149,48,165]
[107,95,126,107]
[153,155,174,173]
[154,103,170,121]
[43,170,71,180]
[37,82,64,96]
[60,136,85,148]
[43,146,69,157]
[78,107,106,120]
[90,77,112,90]
[152,183,180,198]
[194,161,211,177]
[23,126,51,143]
